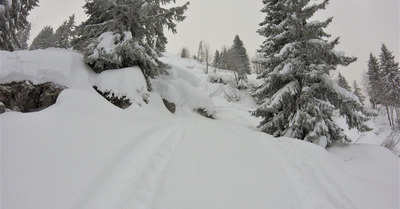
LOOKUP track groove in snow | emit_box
[75,120,190,209]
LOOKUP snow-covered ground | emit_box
[1,49,399,209]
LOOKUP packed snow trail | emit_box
[75,120,190,209]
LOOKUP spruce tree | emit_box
[0,0,39,51]
[213,50,220,67]
[367,53,381,109]
[73,0,189,81]
[30,26,55,50]
[253,0,370,147]
[352,80,365,105]
[54,14,75,49]
[336,73,351,91]
[379,44,400,108]
[180,47,190,58]
[230,35,251,75]
[378,44,400,129]
[15,23,31,50]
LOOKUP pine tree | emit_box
[336,73,351,91]
[0,0,39,51]
[379,44,400,107]
[15,23,31,50]
[73,0,189,81]
[252,0,370,147]
[230,35,251,76]
[30,26,55,50]
[213,50,220,67]
[180,47,190,58]
[352,80,365,105]
[379,44,400,129]
[367,53,381,109]
[54,14,75,49]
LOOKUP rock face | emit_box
[162,99,176,113]
[0,102,5,114]
[93,86,132,109]
[0,81,66,112]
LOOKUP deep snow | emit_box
[1,49,399,209]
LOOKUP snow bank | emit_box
[0,48,94,87]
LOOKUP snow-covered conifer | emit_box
[379,44,400,108]
[0,0,39,51]
[252,0,370,147]
[367,53,381,109]
[378,44,400,129]
[54,14,75,49]
[213,50,220,67]
[231,35,251,75]
[336,73,351,92]
[15,23,31,50]
[30,26,55,50]
[180,47,190,58]
[73,0,189,81]
[352,80,365,105]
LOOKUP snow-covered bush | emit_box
[208,72,233,85]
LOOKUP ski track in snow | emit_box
[74,120,190,209]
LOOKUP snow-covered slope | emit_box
[1,50,399,209]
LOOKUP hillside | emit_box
[1,49,399,209]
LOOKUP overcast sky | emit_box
[29,0,399,84]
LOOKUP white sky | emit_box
[28,0,399,85]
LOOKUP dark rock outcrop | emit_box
[93,86,132,109]
[195,108,214,119]
[162,99,176,113]
[0,102,5,114]
[0,81,66,112]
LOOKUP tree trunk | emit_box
[386,105,393,129]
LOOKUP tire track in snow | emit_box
[75,120,189,209]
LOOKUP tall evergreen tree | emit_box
[30,26,54,50]
[15,23,31,50]
[54,14,75,49]
[378,44,400,129]
[230,35,251,75]
[352,80,365,105]
[252,0,370,147]
[336,73,351,91]
[0,0,39,51]
[367,53,381,108]
[73,0,189,81]
[379,44,400,108]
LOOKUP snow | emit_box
[0,48,94,87]
[91,67,149,106]
[1,49,399,209]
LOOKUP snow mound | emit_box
[0,48,94,87]
[153,57,215,116]
[91,67,149,106]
